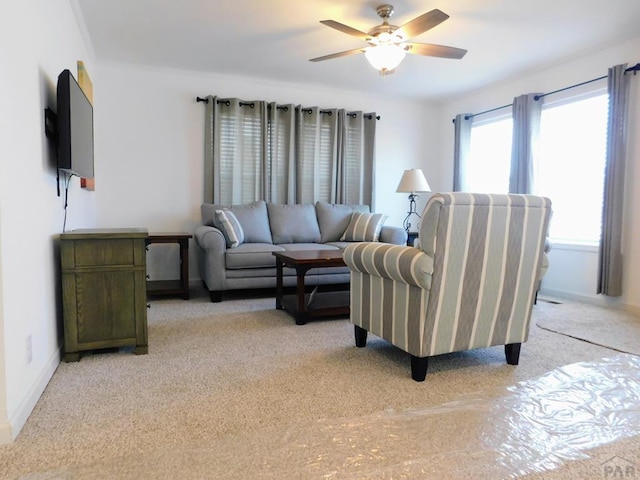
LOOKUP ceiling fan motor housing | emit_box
[368,5,404,44]
[376,4,395,20]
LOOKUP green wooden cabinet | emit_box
[60,228,149,362]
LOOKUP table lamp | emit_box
[396,168,431,233]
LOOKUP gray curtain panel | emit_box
[267,102,296,204]
[509,93,542,194]
[203,95,217,203]
[598,64,630,297]
[453,113,472,191]
[362,113,376,211]
[203,96,267,205]
[204,96,376,207]
[336,111,376,207]
[295,106,338,204]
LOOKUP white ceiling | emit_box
[73,0,640,101]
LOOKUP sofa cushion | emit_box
[341,212,388,242]
[225,243,284,269]
[315,202,370,243]
[323,241,352,250]
[278,243,340,252]
[267,203,321,244]
[202,200,272,244]
[215,209,244,248]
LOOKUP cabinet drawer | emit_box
[74,239,135,266]
[62,239,146,268]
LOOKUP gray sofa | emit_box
[194,200,407,302]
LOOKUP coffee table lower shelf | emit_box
[273,250,351,325]
[278,289,350,325]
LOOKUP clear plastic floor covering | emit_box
[38,354,640,478]
[258,354,640,478]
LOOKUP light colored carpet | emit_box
[0,289,639,479]
[536,298,640,356]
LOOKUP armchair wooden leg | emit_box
[505,343,521,365]
[354,325,368,347]
[410,355,429,382]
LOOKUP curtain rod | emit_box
[453,62,640,123]
[196,97,380,119]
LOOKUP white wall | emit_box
[93,63,435,280]
[437,36,640,312]
[0,0,96,442]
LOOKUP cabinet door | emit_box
[74,270,138,345]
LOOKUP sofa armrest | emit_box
[195,225,226,251]
[194,225,227,291]
[379,225,407,245]
[344,242,433,290]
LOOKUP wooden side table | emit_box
[145,233,192,299]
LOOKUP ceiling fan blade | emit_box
[309,48,364,63]
[405,42,467,59]
[319,20,371,41]
[398,9,449,39]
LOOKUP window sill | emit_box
[549,240,598,253]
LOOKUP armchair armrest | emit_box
[343,242,434,290]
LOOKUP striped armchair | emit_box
[343,193,552,381]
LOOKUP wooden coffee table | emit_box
[272,250,350,325]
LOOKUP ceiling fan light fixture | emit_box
[365,44,406,73]
[311,6,466,75]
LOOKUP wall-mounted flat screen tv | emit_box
[57,69,94,179]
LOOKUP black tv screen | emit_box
[57,69,94,179]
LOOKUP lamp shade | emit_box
[396,169,431,193]
[365,44,406,72]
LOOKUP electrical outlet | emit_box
[26,335,32,365]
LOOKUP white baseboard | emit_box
[540,288,639,315]
[1,348,61,444]
[0,420,12,444]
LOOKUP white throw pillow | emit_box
[215,209,245,248]
[341,211,387,242]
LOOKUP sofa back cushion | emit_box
[315,201,370,243]
[267,203,321,244]
[202,200,272,244]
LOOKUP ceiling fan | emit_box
[310,4,467,75]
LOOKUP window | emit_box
[466,116,512,193]
[536,93,608,244]
[464,92,608,245]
